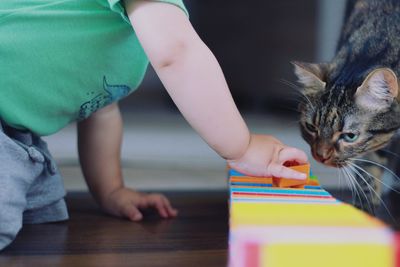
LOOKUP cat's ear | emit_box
[355,68,398,111]
[291,61,328,92]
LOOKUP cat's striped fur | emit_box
[293,0,400,214]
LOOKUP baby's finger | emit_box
[268,163,307,180]
[122,203,143,222]
[155,201,169,218]
[147,195,169,218]
[162,197,178,217]
[278,147,308,165]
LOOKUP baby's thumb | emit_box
[122,203,143,222]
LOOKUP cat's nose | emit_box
[319,156,329,163]
[315,149,333,163]
[315,153,328,162]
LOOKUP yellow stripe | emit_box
[262,243,393,267]
[231,202,385,227]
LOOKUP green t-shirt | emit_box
[0,0,187,136]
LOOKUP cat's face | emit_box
[293,62,400,167]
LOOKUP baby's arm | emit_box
[126,1,308,178]
[78,103,177,221]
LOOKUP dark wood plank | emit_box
[2,189,399,267]
[0,251,226,267]
[1,191,229,267]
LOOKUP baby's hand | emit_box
[227,134,308,179]
[101,187,178,221]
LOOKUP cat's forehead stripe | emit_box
[329,109,339,129]
[320,85,349,126]
[315,110,321,126]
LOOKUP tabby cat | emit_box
[293,0,400,214]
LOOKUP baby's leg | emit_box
[0,123,68,250]
[0,125,44,250]
[23,136,68,224]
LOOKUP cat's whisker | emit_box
[342,166,360,206]
[279,79,302,91]
[338,167,349,200]
[339,167,353,199]
[381,149,400,159]
[341,167,355,204]
[283,96,301,101]
[339,166,349,201]
[282,93,308,107]
[339,167,353,197]
[279,79,316,111]
[300,94,315,112]
[347,161,380,206]
[349,157,400,182]
[278,106,301,113]
[338,167,346,194]
[346,165,376,215]
[337,165,342,196]
[347,161,400,194]
[346,162,396,222]
[282,91,304,98]
[345,163,377,214]
[343,165,368,209]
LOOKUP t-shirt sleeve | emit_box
[106,0,189,23]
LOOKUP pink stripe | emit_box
[244,242,260,267]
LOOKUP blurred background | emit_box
[45,0,348,192]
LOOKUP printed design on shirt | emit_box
[78,76,131,120]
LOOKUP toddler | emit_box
[0,0,308,250]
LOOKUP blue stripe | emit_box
[304,185,322,189]
[229,169,245,176]
[231,182,272,187]
[231,187,331,196]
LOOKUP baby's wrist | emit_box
[224,132,252,162]
[96,185,125,208]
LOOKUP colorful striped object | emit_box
[228,164,396,267]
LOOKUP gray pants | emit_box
[0,121,68,250]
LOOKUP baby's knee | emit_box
[0,221,22,251]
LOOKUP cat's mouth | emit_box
[320,159,342,168]
[312,152,344,168]
[317,157,350,168]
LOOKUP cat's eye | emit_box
[340,133,359,143]
[305,122,317,133]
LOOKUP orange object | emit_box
[308,179,320,186]
[272,177,307,188]
[291,183,307,189]
[272,164,310,188]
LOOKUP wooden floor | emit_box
[1,191,229,267]
[2,190,400,267]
